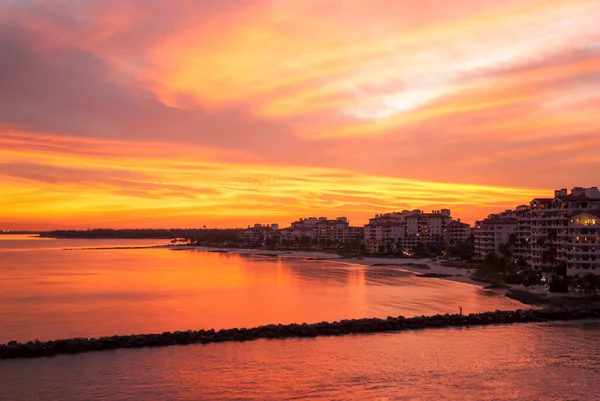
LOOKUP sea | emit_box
[0,234,598,400]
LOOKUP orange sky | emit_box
[1,0,599,230]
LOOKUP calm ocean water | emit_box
[1,235,599,400]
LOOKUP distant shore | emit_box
[63,245,168,250]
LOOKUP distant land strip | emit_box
[62,245,167,250]
[2,307,599,360]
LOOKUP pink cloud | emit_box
[0,0,598,229]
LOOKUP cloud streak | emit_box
[0,131,543,229]
[0,0,598,229]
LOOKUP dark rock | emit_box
[2,307,599,360]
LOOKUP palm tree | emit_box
[359,243,367,255]
[484,251,499,267]
[584,274,599,297]
[541,247,557,284]
[498,242,514,281]
[508,233,518,248]
[396,238,404,255]
[385,242,395,255]
[299,236,312,249]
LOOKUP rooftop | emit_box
[534,187,600,202]
[449,220,470,227]
[479,218,519,225]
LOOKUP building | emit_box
[513,205,532,261]
[314,217,352,243]
[363,210,418,254]
[238,224,279,246]
[474,187,600,276]
[473,216,518,260]
[528,187,600,269]
[278,226,314,246]
[364,209,460,254]
[557,210,600,276]
[279,216,358,247]
[448,219,471,246]
[404,210,452,251]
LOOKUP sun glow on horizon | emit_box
[0,131,545,230]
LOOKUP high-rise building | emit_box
[364,209,461,254]
[238,223,279,246]
[528,187,600,270]
[448,219,471,246]
[364,210,418,254]
[557,211,600,276]
[473,216,518,260]
[513,205,532,262]
[404,209,452,251]
[279,216,355,246]
[474,187,600,277]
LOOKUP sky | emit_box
[1,0,599,230]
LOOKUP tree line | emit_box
[41,228,241,244]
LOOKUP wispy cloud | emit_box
[0,131,543,229]
[0,0,598,229]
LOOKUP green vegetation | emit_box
[505,289,548,305]
[446,234,475,260]
[43,228,241,246]
[570,274,599,296]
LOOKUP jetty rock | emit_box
[1,306,599,360]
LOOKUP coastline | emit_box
[171,246,482,287]
[171,246,598,306]
[70,244,589,306]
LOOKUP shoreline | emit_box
[62,245,167,250]
[2,307,598,360]
[61,243,483,288]
[173,246,598,306]
[172,246,483,287]
[68,245,592,306]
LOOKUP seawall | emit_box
[2,307,599,360]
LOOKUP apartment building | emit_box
[238,223,279,246]
[557,211,600,276]
[474,187,600,276]
[364,209,459,254]
[404,210,452,251]
[363,210,418,254]
[473,216,518,260]
[513,205,532,261]
[278,226,314,245]
[448,219,471,246]
[314,217,352,242]
[280,216,357,246]
[528,187,600,269]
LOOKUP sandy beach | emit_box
[166,246,585,306]
[172,246,482,287]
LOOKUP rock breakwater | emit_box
[2,307,599,360]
